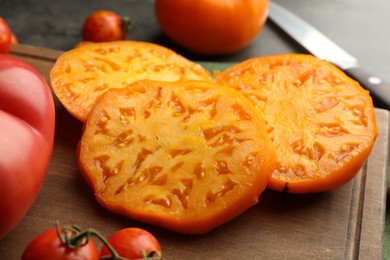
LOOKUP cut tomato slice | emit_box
[215,54,378,193]
[78,80,275,234]
[50,41,212,122]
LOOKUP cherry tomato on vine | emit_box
[21,227,100,260]
[155,0,269,55]
[100,228,162,259]
[0,17,12,54]
[82,10,132,42]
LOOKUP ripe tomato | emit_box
[50,41,212,122]
[78,80,275,234]
[82,10,131,42]
[0,55,55,238]
[155,0,269,55]
[100,228,162,259]
[215,54,378,193]
[21,227,99,260]
[0,17,12,54]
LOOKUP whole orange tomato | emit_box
[155,0,269,55]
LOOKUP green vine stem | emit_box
[121,16,133,34]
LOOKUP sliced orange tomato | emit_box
[50,41,212,122]
[78,80,275,234]
[215,53,378,193]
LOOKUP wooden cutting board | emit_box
[1,44,389,259]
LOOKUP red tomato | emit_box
[155,0,269,55]
[0,17,12,54]
[82,10,131,42]
[21,227,99,260]
[100,228,162,259]
[0,55,55,238]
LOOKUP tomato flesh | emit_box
[215,54,378,193]
[78,80,275,234]
[50,41,212,122]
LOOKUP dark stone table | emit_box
[1,0,390,80]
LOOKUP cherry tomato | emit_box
[0,17,12,54]
[21,227,99,260]
[0,55,55,238]
[82,10,131,42]
[155,0,269,55]
[100,228,162,259]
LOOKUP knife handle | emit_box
[343,67,390,110]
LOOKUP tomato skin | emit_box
[0,17,12,54]
[155,0,269,55]
[0,55,55,238]
[100,228,162,259]
[22,228,99,260]
[82,10,127,42]
[0,55,55,142]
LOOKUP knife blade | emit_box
[268,1,390,110]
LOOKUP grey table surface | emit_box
[1,0,390,258]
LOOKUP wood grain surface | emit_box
[0,44,388,259]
